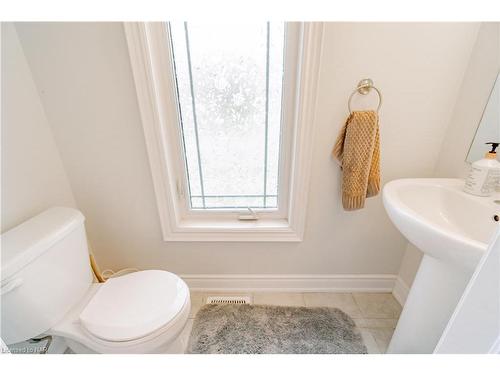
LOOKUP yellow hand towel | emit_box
[332,110,380,210]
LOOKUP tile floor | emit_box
[180,291,402,354]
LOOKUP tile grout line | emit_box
[350,292,367,319]
[350,292,377,353]
[350,293,395,354]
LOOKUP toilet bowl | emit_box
[0,207,190,354]
[51,270,191,354]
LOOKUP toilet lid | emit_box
[79,270,188,342]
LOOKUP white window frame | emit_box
[124,22,323,242]
[169,23,297,220]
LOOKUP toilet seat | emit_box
[50,270,191,353]
[79,270,188,342]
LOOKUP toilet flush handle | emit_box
[0,278,23,296]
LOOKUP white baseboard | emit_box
[392,276,411,306]
[180,274,397,293]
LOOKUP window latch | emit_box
[238,207,259,221]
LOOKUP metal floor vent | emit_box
[206,296,252,305]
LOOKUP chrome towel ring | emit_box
[348,78,382,114]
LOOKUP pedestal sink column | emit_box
[387,255,474,353]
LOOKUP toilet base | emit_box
[63,333,186,354]
[49,282,191,354]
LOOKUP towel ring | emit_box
[348,79,382,114]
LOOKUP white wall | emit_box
[1,23,76,233]
[14,22,478,278]
[397,23,500,290]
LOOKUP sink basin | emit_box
[383,178,497,271]
[382,178,499,353]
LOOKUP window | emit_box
[170,22,284,210]
[125,22,323,241]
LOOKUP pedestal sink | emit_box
[382,178,498,353]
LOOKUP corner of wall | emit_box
[433,23,500,178]
[1,23,77,232]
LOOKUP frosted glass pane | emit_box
[204,196,264,209]
[266,196,278,207]
[266,22,285,200]
[191,197,204,208]
[170,22,202,197]
[169,22,285,209]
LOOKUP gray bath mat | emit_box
[187,304,367,354]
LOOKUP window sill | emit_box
[165,218,302,242]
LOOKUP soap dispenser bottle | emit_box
[464,142,500,196]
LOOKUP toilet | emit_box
[0,207,191,354]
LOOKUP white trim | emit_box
[180,274,397,292]
[124,22,323,242]
[124,22,184,238]
[285,22,324,242]
[392,276,411,306]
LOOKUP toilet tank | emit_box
[1,207,93,345]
